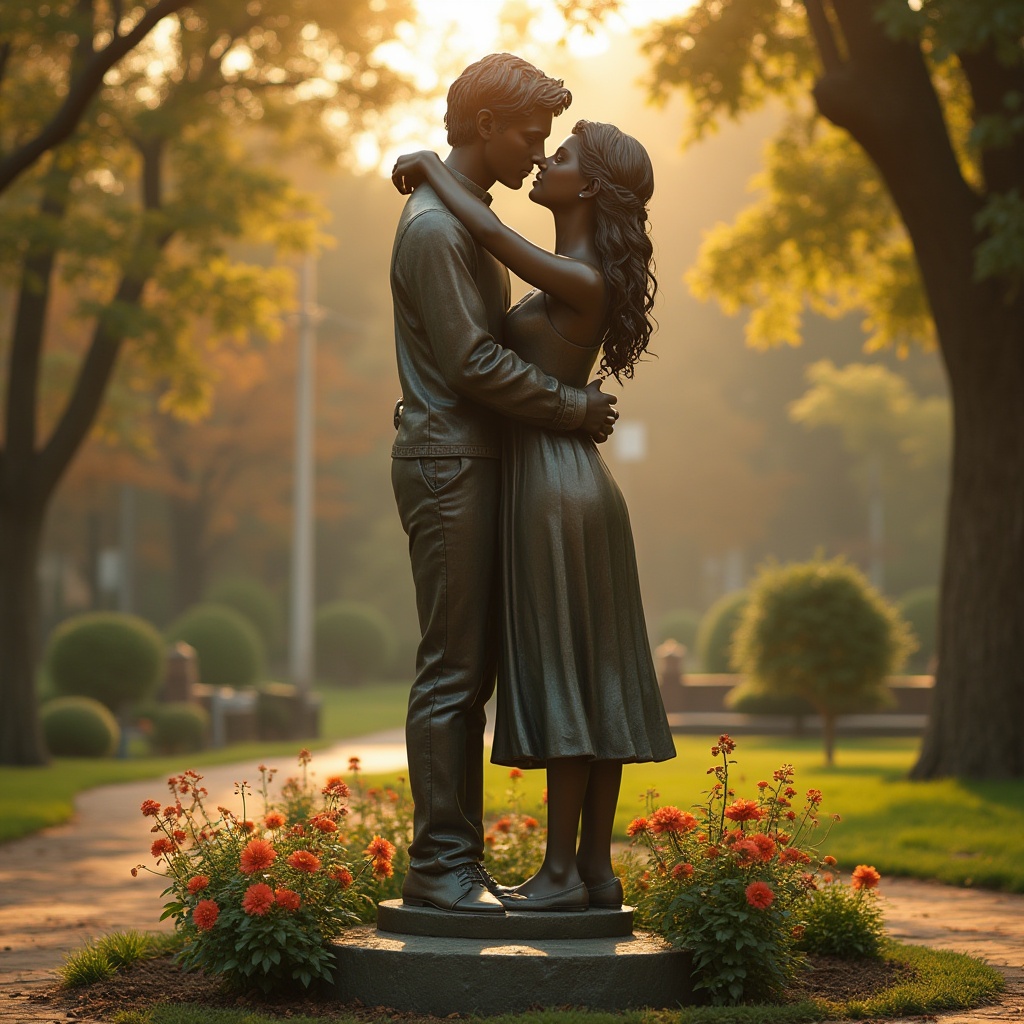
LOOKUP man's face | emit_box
[482,110,554,190]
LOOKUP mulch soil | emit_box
[30,952,917,1022]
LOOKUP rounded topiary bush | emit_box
[166,603,264,688]
[45,612,164,712]
[897,585,938,673]
[654,608,701,655]
[696,590,749,673]
[41,696,120,758]
[205,577,283,657]
[141,702,210,755]
[732,556,914,765]
[315,601,396,686]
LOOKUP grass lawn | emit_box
[0,683,410,844]
[6,700,1024,892]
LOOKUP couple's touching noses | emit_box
[389,52,674,916]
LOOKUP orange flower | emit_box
[522,816,539,830]
[298,748,312,766]
[287,850,321,873]
[275,887,301,911]
[493,816,512,834]
[240,838,277,875]
[141,799,161,817]
[192,899,219,930]
[323,776,350,797]
[806,789,823,804]
[626,817,649,837]
[745,880,775,909]
[649,806,699,835]
[779,847,812,866]
[172,829,187,843]
[822,855,837,867]
[311,816,338,833]
[749,833,777,862]
[365,836,396,862]
[509,768,524,779]
[187,875,210,894]
[724,799,763,823]
[732,838,761,866]
[373,859,395,879]
[851,864,881,891]
[151,838,175,858]
[242,882,275,916]
[704,845,721,860]
[264,812,286,830]
[791,924,806,940]
[331,866,354,888]
[718,734,736,753]
[671,862,694,880]
[348,756,361,772]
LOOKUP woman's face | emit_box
[529,135,589,209]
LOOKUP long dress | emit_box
[490,290,677,769]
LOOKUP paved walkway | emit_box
[1,732,1022,1022]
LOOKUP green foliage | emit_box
[697,591,748,673]
[725,679,814,719]
[140,702,210,755]
[59,930,179,988]
[480,769,547,886]
[41,696,121,758]
[45,612,164,712]
[314,601,396,686]
[655,608,702,652]
[166,604,264,688]
[731,557,913,759]
[897,586,939,673]
[205,578,283,658]
[797,876,885,958]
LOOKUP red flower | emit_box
[724,799,763,823]
[150,838,175,858]
[141,799,161,817]
[311,815,337,833]
[522,816,539,830]
[509,768,524,779]
[264,812,286,830]
[649,806,699,835]
[365,836,396,862]
[275,887,301,911]
[331,866,354,888]
[704,845,721,860]
[240,838,277,875]
[671,862,694,880]
[732,838,762,866]
[745,880,775,909]
[323,776,350,797]
[172,829,187,843]
[287,850,321,873]
[192,899,219,930]
[718,734,736,753]
[348,756,361,772]
[749,833,777,862]
[298,748,312,766]
[626,817,649,837]
[187,875,210,894]
[779,847,812,865]
[851,864,881,891]
[242,882,275,916]
[373,859,395,879]
[493,816,512,834]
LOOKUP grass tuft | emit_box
[59,931,184,988]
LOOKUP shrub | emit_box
[255,682,305,740]
[798,870,886,958]
[42,696,120,758]
[897,586,939,673]
[166,604,264,688]
[314,601,396,686]
[205,577,283,657]
[654,608,701,659]
[726,679,816,724]
[141,702,209,755]
[731,557,913,765]
[696,591,748,673]
[45,612,164,712]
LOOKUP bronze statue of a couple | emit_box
[389,52,675,915]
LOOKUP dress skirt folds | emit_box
[489,291,676,769]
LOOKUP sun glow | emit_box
[358,0,696,173]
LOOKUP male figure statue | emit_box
[390,53,617,914]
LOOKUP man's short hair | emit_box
[445,52,572,147]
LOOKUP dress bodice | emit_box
[504,290,600,389]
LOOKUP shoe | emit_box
[504,881,589,912]
[585,877,623,909]
[477,863,524,900]
[402,864,506,914]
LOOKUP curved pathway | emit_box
[1,732,1021,1022]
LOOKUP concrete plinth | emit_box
[330,925,694,1015]
[376,898,635,939]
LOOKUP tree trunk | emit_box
[821,711,836,768]
[167,494,211,616]
[911,310,1024,778]
[0,500,48,765]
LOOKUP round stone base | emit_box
[330,926,694,1015]
[376,898,635,939]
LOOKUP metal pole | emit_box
[289,253,317,694]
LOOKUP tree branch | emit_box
[0,40,13,98]
[0,0,189,195]
[803,0,844,75]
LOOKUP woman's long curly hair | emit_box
[572,119,657,381]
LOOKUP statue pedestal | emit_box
[329,900,694,1014]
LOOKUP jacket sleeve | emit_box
[396,208,586,431]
